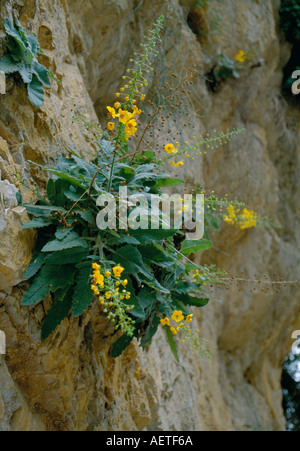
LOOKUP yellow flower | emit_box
[113,265,125,278]
[171,310,184,323]
[170,161,184,168]
[235,50,247,62]
[132,106,142,116]
[185,314,193,323]
[107,122,115,131]
[94,270,104,286]
[122,279,128,287]
[125,119,137,140]
[140,94,145,101]
[92,263,101,270]
[170,327,178,335]
[160,317,170,327]
[164,143,178,154]
[91,285,100,295]
[105,292,112,300]
[107,106,117,119]
[114,102,121,109]
[105,271,112,277]
[118,108,133,125]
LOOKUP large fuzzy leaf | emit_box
[180,239,212,256]
[22,217,52,230]
[21,264,77,306]
[18,62,33,83]
[111,332,138,358]
[41,231,89,253]
[27,75,44,108]
[0,55,21,73]
[4,19,34,65]
[140,311,160,347]
[27,34,40,55]
[41,289,73,340]
[112,245,154,284]
[33,61,51,87]
[23,254,46,280]
[44,247,89,265]
[3,19,27,51]
[71,262,94,317]
[174,292,210,308]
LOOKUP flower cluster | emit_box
[114,16,164,109]
[160,310,213,358]
[91,263,136,336]
[163,129,244,167]
[160,310,193,335]
[107,104,141,140]
[224,205,258,230]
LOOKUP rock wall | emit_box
[0,0,299,431]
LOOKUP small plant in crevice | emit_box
[206,51,248,93]
[0,18,58,107]
[18,16,277,362]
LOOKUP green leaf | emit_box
[25,204,63,217]
[27,75,44,108]
[55,227,73,240]
[33,61,51,87]
[44,247,88,265]
[22,217,51,229]
[136,286,157,318]
[21,264,76,306]
[0,55,21,73]
[174,281,199,294]
[175,293,210,308]
[111,332,137,358]
[113,246,149,276]
[180,239,212,256]
[31,164,88,190]
[129,228,178,245]
[165,326,180,362]
[27,33,40,54]
[64,189,84,203]
[18,62,33,83]
[140,312,160,347]
[41,231,89,252]
[154,177,184,190]
[3,19,28,53]
[72,262,94,317]
[122,279,146,321]
[47,178,69,206]
[23,254,46,279]
[41,290,72,340]
[139,244,175,269]
[73,208,94,223]
[72,155,97,177]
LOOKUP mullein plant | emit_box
[19,16,273,361]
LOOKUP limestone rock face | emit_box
[0,0,299,431]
